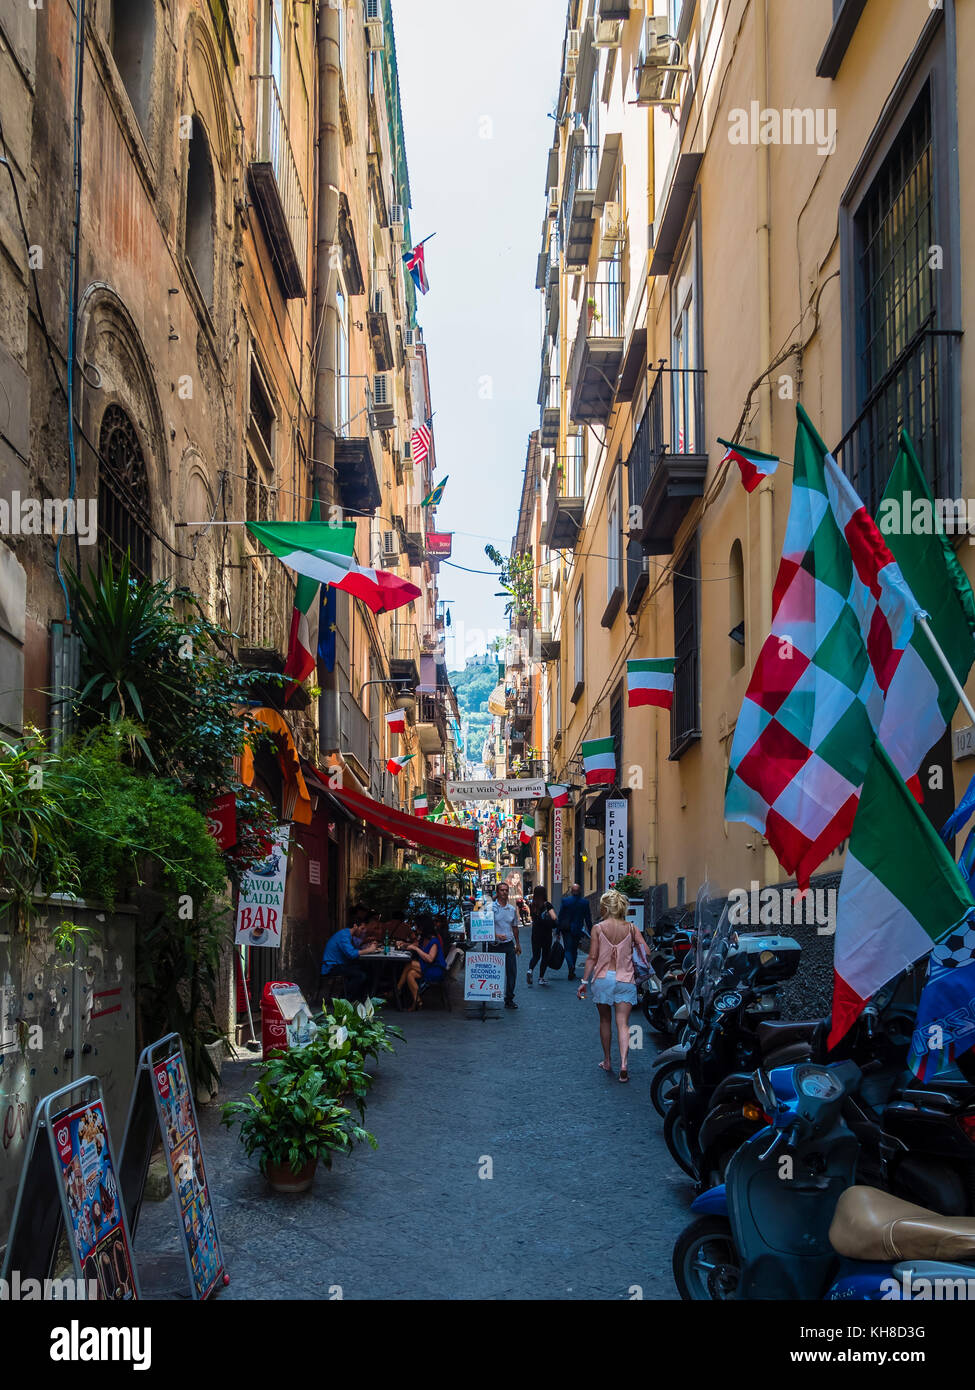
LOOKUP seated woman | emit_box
[397,912,446,1011]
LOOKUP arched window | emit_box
[729,539,745,675]
[98,404,152,580]
[185,117,215,307]
[110,0,155,131]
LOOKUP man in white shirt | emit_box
[491,882,522,1009]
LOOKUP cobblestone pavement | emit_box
[134,959,694,1300]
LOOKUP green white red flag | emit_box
[282,492,322,688]
[386,754,414,776]
[829,742,975,1048]
[718,437,779,493]
[724,404,924,888]
[582,737,616,786]
[247,521,421,615]
[627,658,675,710]
[519,814,535,844]
[386,709,407,735]
[413,795,428,818]
[547,784,569,807]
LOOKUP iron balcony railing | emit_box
[627,364,707,510]
[833,324,959,514]
[561,141,599,232]
[582,279,624,339]
[389,622,421,669]
[240,553,294,653]
[339,692,371,778]
[253,74,308,287]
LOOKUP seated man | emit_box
[321,921,378,1002]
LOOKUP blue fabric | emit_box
[941,770,975,842]
[420,935,446,982]
[322,928,358,971]
[558,893,592,935]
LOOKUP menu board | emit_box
[464,953,505,1002]
[54,1099,137,1300]
[153,1050,223,1300]
[470,911,495,943]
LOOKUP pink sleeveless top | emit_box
[588,919,638,983]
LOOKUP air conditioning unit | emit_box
[594,18,623,48]
[644,15,674,61]
[547,185,559,218]
[372,289,386,316]
[636,19,687,107]
[599,201,624,258]
[538,564,552,589]
[565,29,581,76]
[372,372,395,427]
[389,204,405,242]
[365,0,384,50]
[404,327,418,352]
[380,531,400,567]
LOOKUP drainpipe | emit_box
[754,0,778,889]
[316,0,341,752]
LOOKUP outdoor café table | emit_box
[359,948,413,1010]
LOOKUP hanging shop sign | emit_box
[205,792,237,849]
[425,532,453,557]
[2,1076,140,1299]
[234,824,291,947]
[120,1034,226,1301]
[447,778,545,801]
[470,911,495,943]
[552,806,563,886]
[605,798,628,892]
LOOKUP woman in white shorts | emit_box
[576,888,646,1082]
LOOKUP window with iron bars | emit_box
[670,536,701,759]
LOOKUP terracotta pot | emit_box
[266,1158,317,1194]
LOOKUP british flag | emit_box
[411,418,432,466]
[403,241,430,294]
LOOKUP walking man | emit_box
[557,883,592,981]
[492,881,522,1009]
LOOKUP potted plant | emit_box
[325,996,404,1066]
[614,869,645,933]
[221,1055,376,1194]
[269,1023,375,1118]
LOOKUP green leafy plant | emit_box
[268,1027,373,1117]
[352,863,419,921]
[484,545,535,622]
[615,869,644,898]
[221,1056,377,1175]
[325,996,404,1062]
[0,727,81,930]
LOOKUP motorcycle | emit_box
[673,1058,975,1300]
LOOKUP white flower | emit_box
[328,1024,349,1050]
[356,999,375,1021]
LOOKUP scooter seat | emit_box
[756,1018,824,1053]
[830,1186,975,1263]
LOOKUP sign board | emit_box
[120,1035,226,1301]
[470,911,495,943]
[234,824,290,947]
[2,1076,141,1299]
[464,952,506,1002]
[605,798,628,891]
[447,778,545,801]
[425,531,453,557]
[953,724,975,761]
[552,805,563,887]
[265,982,319,1052]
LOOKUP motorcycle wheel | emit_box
[673,1216,740,1300]
[664,1102,697,1178]
[650,1061,684,1118]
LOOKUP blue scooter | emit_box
[672,1059,975,1299]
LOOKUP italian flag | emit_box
[829,742,975,1048]
[387,754,414,776]
[414,795,428,818]
[386,709,407,735]
[547,784,569,807]
[875,431,975,794]
[282,492,322,688]
[582,737,616,786]
[247,521,421,615]
[718,437,779,493]
[627,658,675,710]
[428,798,447,821]
[520,814,535,844]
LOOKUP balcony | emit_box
[545,259,560,336]
[539,373,561,447]
[238,552,294,665]
[628,365,708,556]
[335,377,382,516]
[540,628,561,662]
[597,0,632,18]
[542,470,583,551]
[560,139,599,270]
[249,75,308,300]
[367,285,394,371]
[415,693,446,754]
[509,689,532,730]
[569,279,625,424]
[388,622,420,685]
[339,692,372,787]
[401,504,425,566]
[625,535,649,614]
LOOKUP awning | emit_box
[240,706,313,825]
[328,783,478,861]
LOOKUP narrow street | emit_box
[135,967,692,1301]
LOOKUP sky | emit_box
[392,0,568,670]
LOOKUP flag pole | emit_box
[918,616,975,726]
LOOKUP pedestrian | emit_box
[321,921,380,1003]
[491,881,522,1009]
[527,886,557,987]
[557,882,593,981]
[576,888,645,1082]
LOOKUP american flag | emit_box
[411,417,433,466]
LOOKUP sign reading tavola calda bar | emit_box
[447,779,545,801]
